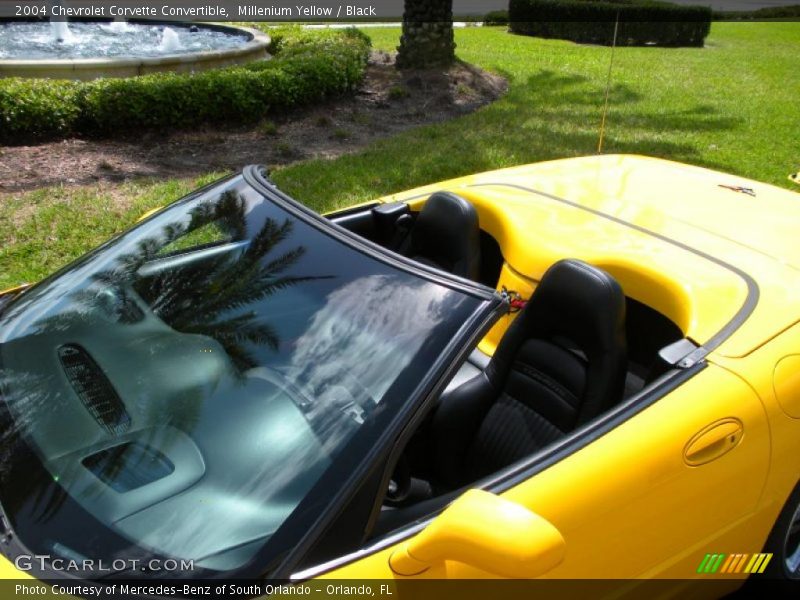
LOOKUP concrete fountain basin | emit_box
[0,21,271,80]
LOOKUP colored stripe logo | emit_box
[697,553,772,574]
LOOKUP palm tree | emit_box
[396,0,456,69]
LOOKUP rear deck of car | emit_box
[380,154,800,360]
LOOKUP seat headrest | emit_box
[406,191,481,280]
[487,259,627,425]
[525,259,626,353]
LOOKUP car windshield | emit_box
[0,174,493,578]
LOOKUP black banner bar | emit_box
[1,579,799,600]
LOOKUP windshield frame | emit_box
[244,166,501,301]
[0,167,506,581]
[244,165,507,579]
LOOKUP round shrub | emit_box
[0,27,371,143]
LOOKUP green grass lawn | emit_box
[1,22,798,289]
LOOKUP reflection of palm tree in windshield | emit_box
[22,190,324,508]
[0,189,328,528]
[53,189,325,371]
[137,191,323,371]
[0,370,68,524]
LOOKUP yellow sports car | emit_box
[0,155,799,595]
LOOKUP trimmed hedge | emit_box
[509,0,712,47]
[0,27,371,143]
[484,10,510,25]
[714,5,800,20]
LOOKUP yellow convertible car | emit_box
[0,155,799,594]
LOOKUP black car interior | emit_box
[328,192,685,533]
[329,195,503,288]
[395,191,482,280]
[372,259,627,530]
[428,258,628,489]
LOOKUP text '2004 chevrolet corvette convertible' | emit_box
[0,155,799,594]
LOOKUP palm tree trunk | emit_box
[396,0,456,69]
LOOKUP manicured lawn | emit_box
[0,176,223,289]
[278,23,799,204]
[1,22,798,289]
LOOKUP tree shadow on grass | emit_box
[276,68,743,210]
[475,69,742,158]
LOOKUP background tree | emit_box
[396,0,456,69]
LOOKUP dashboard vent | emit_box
[58,344,131,435]
[83,443,174,493]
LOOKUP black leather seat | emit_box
[399,192,481,280]
[430,259,627,488]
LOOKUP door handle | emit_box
[683,418,743,466]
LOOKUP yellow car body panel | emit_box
[0,284,30,296]
[0,558,31,580]
[1,155,799,586]
[312,155,800,581]
[318,363,774,582]
[379,154,800,360]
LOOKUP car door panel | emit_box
[503,364,769,579]
[316,364,769,581]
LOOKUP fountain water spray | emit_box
[104,19,133,34]
[49,0,75,43]
[158,28,183,53]
[49,20,75,43]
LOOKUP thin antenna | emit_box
[597,14,620,154]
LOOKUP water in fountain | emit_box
[49,20,75,44]
[0,22,250,60]
[102,19,133,34]
[158,28,183,53]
